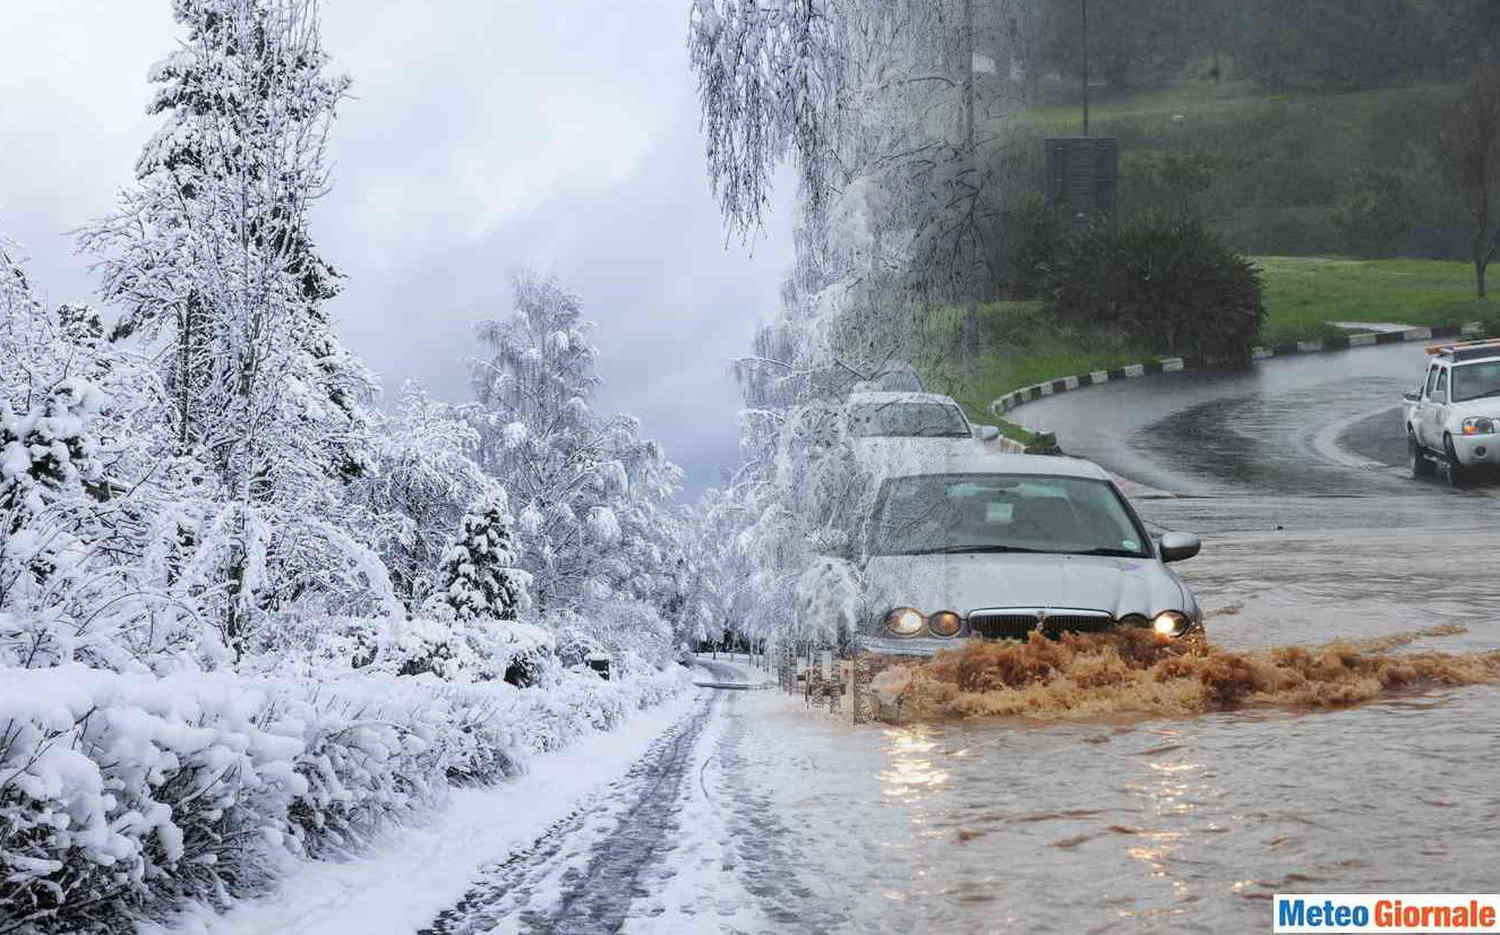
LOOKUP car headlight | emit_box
[1119,613,1150,629]
[1461,417,1496,436]
[886,607,925,637]
[928,611,962,637]
[1152,610,1189,637]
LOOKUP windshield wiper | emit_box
[904,544,1046,555]
[1068,547,1144,557]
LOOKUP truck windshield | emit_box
[1451,361,1500,402]
[870,473,1150,557]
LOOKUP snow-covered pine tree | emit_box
[439,490,529,623]
[82,0,374,481]
[79,0,394,653]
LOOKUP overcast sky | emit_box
[0,0,794,499]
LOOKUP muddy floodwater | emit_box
[728,681,1500,934]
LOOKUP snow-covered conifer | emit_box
[439,490,530,622]
[78,0,393,649]
[82,0,374,480]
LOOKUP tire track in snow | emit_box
[417,692,718,934]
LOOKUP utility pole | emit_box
[1081,0,1090,136]
[961,0,979,356]
[965,0,976,157]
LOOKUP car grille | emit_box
[967,609,1114,640]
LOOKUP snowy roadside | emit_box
[154,686,701,935]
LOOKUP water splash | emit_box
[866,625,1500,722]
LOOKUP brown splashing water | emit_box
[868,625,1500,721]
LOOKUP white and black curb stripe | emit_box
[988,321,1487,418]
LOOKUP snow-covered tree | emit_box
[437,490,529,623]
[82,0,374,477]
[78,0,392,653]
[465,272,675,614]
[689,0,850,238]
[354,382,490,607]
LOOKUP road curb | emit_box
[987,321,1488,419]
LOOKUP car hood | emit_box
[861,551,1187,623]
[1447,399,1500,420]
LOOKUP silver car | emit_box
[856,452,1203,656]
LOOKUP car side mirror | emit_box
[977,424,1000,441]
[1158,532,1201,563]
[1403,390,1419,402]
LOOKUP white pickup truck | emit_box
[1402,338,1500,484]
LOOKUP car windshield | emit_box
[870,369,924,392]
[848,402,969,438]
[870,473,1150,557]
[1451,360,1500,402]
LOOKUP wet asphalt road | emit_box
[1007,341,1445,499]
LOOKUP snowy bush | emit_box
[257,614,554,686]
[280,684,447,860]
[0,656,687,932]
[0,667,307,932]
[546,599,674,677]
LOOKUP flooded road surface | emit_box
[744,687,1500,934]
[798,342,1499,931]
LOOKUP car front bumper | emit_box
[1451,433,1500,467]
[856,635,970,657]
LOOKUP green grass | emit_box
[1253,256,1499,345]
[1014,81,1282,134]
[1009,81,1440,138]
[927,258,1499,427]
[918,302,1150,434]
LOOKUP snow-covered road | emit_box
[181,663,812,935]
[419,660,836,934]
[420,692,724,934]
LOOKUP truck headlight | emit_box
[886,607,925,636]
[1461,417,1496,436]
[1152,611,1189,637]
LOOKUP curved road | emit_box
[1010,341,1447,498]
